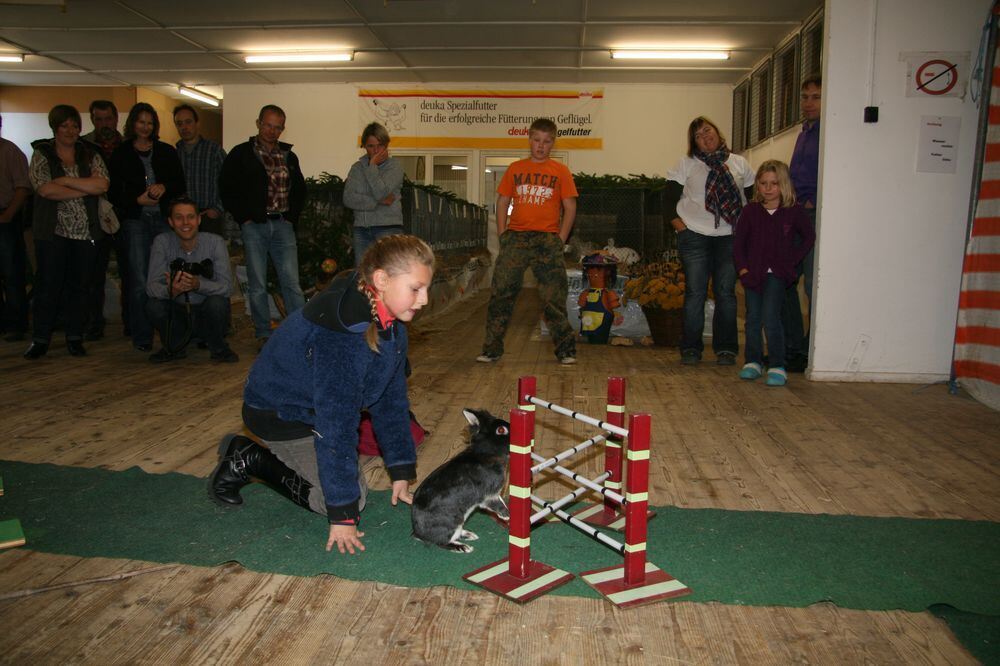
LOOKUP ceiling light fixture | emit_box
[610,50,730,61]
[0,54,25,63]
[244,52,353,64]
[178,86,220,107]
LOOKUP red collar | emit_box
[367,286,395,328]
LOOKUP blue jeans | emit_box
[0,217,28,334]
[744,274,787,369]
[352,225,404,267]
[677,229,738,356]
[123,211,170,348]
[87,230,130,336]
[241,217,305,339]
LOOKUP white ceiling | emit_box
[0,0,821,108]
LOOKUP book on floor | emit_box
[0,518,25,549]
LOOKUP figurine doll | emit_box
[578,252,622,344]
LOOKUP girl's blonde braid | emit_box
[356,274,382,353]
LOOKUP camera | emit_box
[169,258,214,279]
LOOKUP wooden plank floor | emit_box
[1,289,997,664]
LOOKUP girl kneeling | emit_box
[733,160,815,386]
[210,235,434,554]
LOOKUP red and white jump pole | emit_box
[464,376,690,609]
[462,378,574,603]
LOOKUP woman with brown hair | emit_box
[24,104,110,359]
[108,102,185,352]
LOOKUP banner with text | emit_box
[357,88,603,150]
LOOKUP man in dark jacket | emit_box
[219,104,306,348]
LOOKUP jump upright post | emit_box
[463,376,692,609]
[462,378,575,604]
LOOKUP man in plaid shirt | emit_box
[173,104,227,237]
[220,104,306,349]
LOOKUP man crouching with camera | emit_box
[145,196,238,363]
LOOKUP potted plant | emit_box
[622,261,685,347]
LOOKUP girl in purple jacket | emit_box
[733,160,815,386]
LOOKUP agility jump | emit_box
[464,376,691,609]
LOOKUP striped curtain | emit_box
[955,9,1000,410]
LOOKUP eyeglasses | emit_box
[259,122,284,132]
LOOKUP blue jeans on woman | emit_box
[352,224,404,267]
[744,274,786,369]
[241,217,305,339]
[124,210,170,349]
[677,229,738,357]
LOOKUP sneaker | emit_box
[149,348,187,364]
[558,354,577,365]
[210,348,240,363]
[765,367,788,387]
[739,362,763,380]
[717,351,736,366]
[680,350,700,365]
[476,353,501,363]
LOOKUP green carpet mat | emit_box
[930,605,1000,665]
[1,460,998,618]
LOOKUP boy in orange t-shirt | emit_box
[477,117,579,364]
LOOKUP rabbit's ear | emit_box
[462,409,481,430]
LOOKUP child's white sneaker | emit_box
[765,367,788,387]
[739,362,763,380]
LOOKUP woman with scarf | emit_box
[665,116,755,366]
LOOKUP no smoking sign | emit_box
[904,52,969,98]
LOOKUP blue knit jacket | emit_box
[243,272,416,521]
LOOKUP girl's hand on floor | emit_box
[391,480,413,506]
[326,524,365,554]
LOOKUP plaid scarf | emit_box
[695,145,742,227]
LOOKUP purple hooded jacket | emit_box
[733,202,815,291]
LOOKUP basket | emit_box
[641,306,683,347]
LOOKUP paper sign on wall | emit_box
[916,115,960,174]
[901,52,970,98]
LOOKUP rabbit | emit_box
[411,408,510,553]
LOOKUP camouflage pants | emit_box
[482,230,576,359]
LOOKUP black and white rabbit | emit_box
[411,408,510,553]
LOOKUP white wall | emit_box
[743,124,801,169]
[221,82,733,205]
[811,0,989,382]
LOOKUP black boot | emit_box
[23,342,49,360]
[208,434,313,509]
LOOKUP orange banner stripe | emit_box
[972,217,1000,236]
[987,143,1000,162]
[963,254,1000,273]
[358,90,603,99]
[979,180,1000,198]
[990,105,1000,124]
[955,326,1000,346]
[993,67,1000,87]
[388,136,603,150]
[953,359,1000,383]
[959,290,1000,309]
